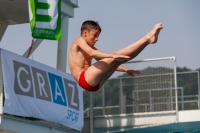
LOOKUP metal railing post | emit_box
[174,58,178,122]
[102,85,105,115]
[90,92,94,133]
[197,71,200,109]
[119,78,123,114]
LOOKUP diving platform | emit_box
[92,110,200,133]
[1,110,200,133]
[0,114,78,133]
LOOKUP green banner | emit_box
[29,0,62,40]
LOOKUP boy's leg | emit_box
[85,24,162,87]
[113,23,162,59]
[85,58,121,87]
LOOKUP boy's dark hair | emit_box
[81,20,101,35]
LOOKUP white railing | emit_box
[84,95,199,117]
[84,71,200,117]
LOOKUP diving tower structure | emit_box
[0,0,78,72]
[0,0,79,133]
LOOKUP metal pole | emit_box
[132,90,134,113]
[149,90,152,112]
[119,78,123,114]
[174,58,179,122]
[181,87,184,110]
[123,93,126,113]
[170,87,173,110]
[136,84,139,113]
[197,71,200,109]
[102,85,105,115]
[0,50,3,119]
[56,15,69,72]
[90,92,94,133]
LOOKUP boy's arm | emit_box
[116,66,128,72]
[117,66,140,77]
[93,54,140,77]
[77,38,130,60]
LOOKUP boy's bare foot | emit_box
[146,23,163,44]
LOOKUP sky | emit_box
[0,0,200,74]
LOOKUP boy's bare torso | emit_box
[68,37,93,81]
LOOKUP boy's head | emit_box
[81,20,101,35]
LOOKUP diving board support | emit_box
[56,15,69,72]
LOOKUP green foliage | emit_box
[177,66,191,72]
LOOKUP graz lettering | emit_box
[13,60,79,111]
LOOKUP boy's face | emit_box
[83,29,100,46]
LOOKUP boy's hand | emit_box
[112,55,130,61]
[126,69,140,77]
